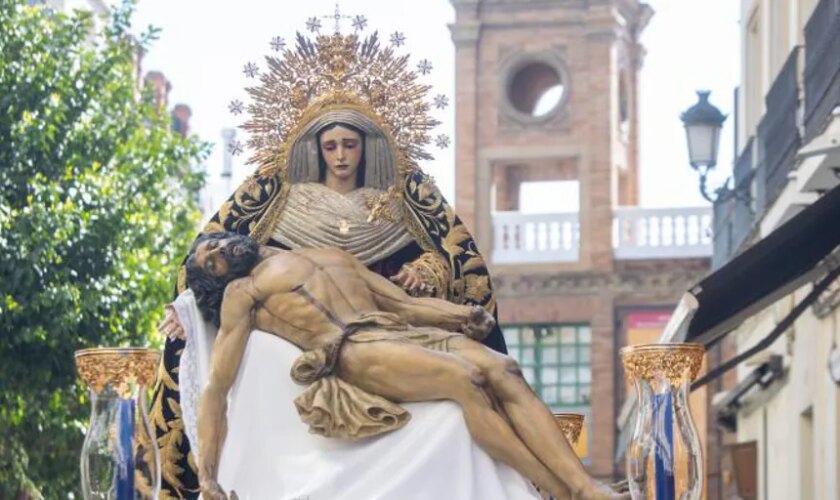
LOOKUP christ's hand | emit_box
[461,306,494,341]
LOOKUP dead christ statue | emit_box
[186,232,626,500]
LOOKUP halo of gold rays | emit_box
[238,30,445,173]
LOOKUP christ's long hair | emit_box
[185,232,259,327]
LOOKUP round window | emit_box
[506,62,566,118]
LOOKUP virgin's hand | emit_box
[390,265,433,297]
[158,304,184,341]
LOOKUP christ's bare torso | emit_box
[244,248,384,350]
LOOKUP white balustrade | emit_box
[491,207,712,264]
[492,212,580,264]
[612,207,712,259]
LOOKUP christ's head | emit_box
[185,232,259,327]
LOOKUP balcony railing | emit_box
[492,212,580,264]
[804,0,840,141]
[757,47,801,208]
[613,207,712,259]
[491,207,712,264]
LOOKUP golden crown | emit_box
[226,7,450,172]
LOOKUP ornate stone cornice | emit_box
[452,0,584,5]
[450,0,481,20]
[452,0,588,20]
[493,265,708,300]
[449,21,482,46]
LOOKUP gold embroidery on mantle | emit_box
[408,251,450,298]
[365,188,399,224]
[151,349,200,497]
[464,274,491,303]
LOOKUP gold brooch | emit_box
[365,189,397,224]
[338,219,351,234]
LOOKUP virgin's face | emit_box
[319,125,363,183]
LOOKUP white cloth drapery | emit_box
[174,291,540,500]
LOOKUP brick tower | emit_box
[450,0,716,486]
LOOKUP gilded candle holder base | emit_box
[75,347,161,500]
[553,412,584,447]
[621,343,705,500]
[537,413,586,499]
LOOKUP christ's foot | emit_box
[574,480,631,500]
[610,479,629,494]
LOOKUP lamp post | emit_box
[680,91,727,202]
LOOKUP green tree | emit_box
[0,1,207,496]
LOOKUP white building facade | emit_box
[713,0,840,498]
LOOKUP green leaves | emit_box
[0,1,208,496]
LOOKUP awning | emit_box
[679,184,840,345]
[615,185,840,452]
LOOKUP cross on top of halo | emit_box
[301,3,404,48]
[238,4,413,87]
[306,3,367,34]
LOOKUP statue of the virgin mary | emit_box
[150,26,513,498]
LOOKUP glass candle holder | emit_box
[620,343,705,500]
[75,347,161,500]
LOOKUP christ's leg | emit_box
[338,340,570,498]
[447,337,627,500]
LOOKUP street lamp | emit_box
[680,91,727,202]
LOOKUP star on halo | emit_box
[228,140,244,156]
[270,36,286,52]
[352,15,368,32]
[433,94,449,110]
[417,59,433,75]
[228,100,244,115]
[243,62,259,79]
[434,134,450,149]
[306,17,322,33]
[390,32,406,47]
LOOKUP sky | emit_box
[131,0,740,211]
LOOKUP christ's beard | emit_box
[220,238,260,279]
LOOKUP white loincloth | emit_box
[174,291,540,500]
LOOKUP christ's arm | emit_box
[354,258,492,335]
[197,277,258,499]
